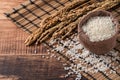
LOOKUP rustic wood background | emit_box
[0,0,71,80]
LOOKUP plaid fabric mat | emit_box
[5,0,120,80]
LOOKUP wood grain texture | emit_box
[0,55,68,80]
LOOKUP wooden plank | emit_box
[0,55,67,80]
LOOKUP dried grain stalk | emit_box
[25,0,89,46]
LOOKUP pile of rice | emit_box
[82,16,115,42]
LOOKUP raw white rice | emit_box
[46,34,120,80]
[82,16,115,42]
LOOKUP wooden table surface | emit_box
[0,0,70,80]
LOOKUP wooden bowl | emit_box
[78,10,119,55]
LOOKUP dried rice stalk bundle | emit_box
[49,5,102,40]
[25,0,88,46]
[25,0,120,46]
